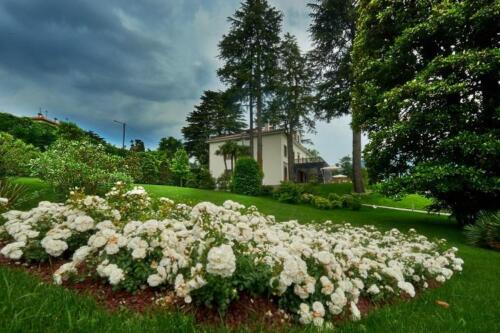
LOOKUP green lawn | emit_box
[1,178,499,333]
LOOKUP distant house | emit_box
[31,112,60,126]
[207,127,328,186]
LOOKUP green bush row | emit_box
[272,181,362,210]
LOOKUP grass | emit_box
[2,178,500,333]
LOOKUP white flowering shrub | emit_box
[0,184,464,327]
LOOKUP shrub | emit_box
[216,171,232,191]
[31,139,132,196]
[327,193,341,202]
[273,182,304,203]
[341,194,362,211]
[312,196,331,209]
[231,157,262,196]
[186,167,215,190]
[300,193,314,203]
[0,179,28,209]
[260,185,274,197]
[0,186,464,327]
[0,132,40,177]
[464,211,500,250]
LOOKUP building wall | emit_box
[208,132,312,186]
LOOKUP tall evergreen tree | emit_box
[308,0,365,193]
[158,136,183,157]
[267,33,315,181]
[352,0,499,224]
[218,0,282,168]
[129,139,145,152]
[182,90,245,165]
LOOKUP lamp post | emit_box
[113,120,126,149]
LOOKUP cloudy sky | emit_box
[0,0,363,164]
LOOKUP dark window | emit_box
[284,145,287,157]
[284,165,288,181]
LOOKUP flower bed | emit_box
[0,183,463,328]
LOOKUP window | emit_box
[284,164,288,181]
[284,144,287,158]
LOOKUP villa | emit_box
[207,127,328,185]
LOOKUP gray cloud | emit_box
[0,0,363,165]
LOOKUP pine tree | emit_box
[157,136,183,158]
[267,33,315,181]
[352,0,499,224]
[218,0,282,168]
[182,90,245,165]
[309,0,365,193]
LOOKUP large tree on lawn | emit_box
[308,0,365,193]
[182,90,245,165]
[352,0,499,225]
[218,0,282,168]
[267,33,315,181]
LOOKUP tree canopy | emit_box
[182,90,245,165]
[352,0,499,224]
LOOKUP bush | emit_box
[186,167,215,190]
[273,182,304,203]
[300,193,314,203]
[231,157,262,196]
[0,179,27,209]
[31,139,132,195]
[341,194,362,211]
[464,211,500,250]
[260,185,274,197]
[312,196,331,209]
[327,193,341,202]
[0,186,464,327]
[0,132,40,177]
[216,171,232,191]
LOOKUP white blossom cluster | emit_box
[0,197,8,206]
[0,186,464,327]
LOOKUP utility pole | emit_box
[113,120,126,149]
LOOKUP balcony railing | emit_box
[295,157,326,165]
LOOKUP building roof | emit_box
[206,128,285,143]
[31,114,60,126]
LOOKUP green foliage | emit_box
[0,132,40,177]
[157,137,183,158]
[259,185,274,197]
[129,139,145,153]
[216,171,232,191]
[352,0,499,224]
[464,211,500,250]
[182,90,245,165]
[186,167,215,190]
[341,194,362,211]
[170,148,191,187]
[31,139,132,195]
[0,179,28,209]
[311,195,331,209]
[273,181,304,203]
[231,157,262,196]
[0,112,57,150]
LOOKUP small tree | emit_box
[31,139,132,195]
[231,157,263,196]
[170,148,191,187]
[0,132,40,177]
[158,136,183,158]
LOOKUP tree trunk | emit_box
[249,91,254,158]
[222,154,228,172]
[352,126,365,193]
[287,132,295,182]
[256,86,263,169]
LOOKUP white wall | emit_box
[208,132,312,186]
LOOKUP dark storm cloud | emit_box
[0,0,360,163]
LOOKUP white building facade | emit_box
[207,129,314,186]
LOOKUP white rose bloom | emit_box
[0,241,25,259]
[71,215,94,232]
[206,244,236,278]
[350,301,361,321]
[147,274,164,287]
[367,284,380,295]
[108,267,125,285]
[41,237,68,257]
[312,301,325,317]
